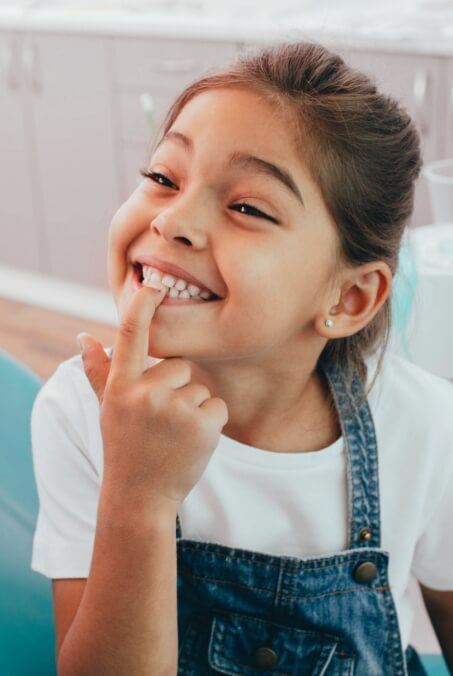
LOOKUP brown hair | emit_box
[149,40,423,403]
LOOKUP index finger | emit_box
[110,283,167,381]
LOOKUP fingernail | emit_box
[76,332,90,352]
[148,279,164,291]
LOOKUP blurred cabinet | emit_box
[0,32,43,272]
[24,33,119,288]
[337,49,445,229]
[111,37,239,201]
[446,57,453,157]
[0,32,120,288]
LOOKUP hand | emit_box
[77,283,229,513]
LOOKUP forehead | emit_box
[165,88,298,161]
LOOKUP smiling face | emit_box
[107,87,340,364]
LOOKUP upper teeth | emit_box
[141,265,214,300]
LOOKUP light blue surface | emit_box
[392,228,419,362]
[0,349,56,676]
[420,654,451,675]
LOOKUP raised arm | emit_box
[57,486,178,676]
[58,281,228,674]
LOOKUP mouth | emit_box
[131,262,221,304]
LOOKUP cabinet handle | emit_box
[155,58,197,73]
[0,39,18,90]
[22,42,41,93]
[413,69,429,137]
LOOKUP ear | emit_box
[315,261,392,338]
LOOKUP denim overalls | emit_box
[174,358,428,675]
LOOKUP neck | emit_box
[186,349,341,454]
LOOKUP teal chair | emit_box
[392,227,419,362]
[0,347,450,676]
[0,348,56,676]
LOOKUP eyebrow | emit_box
[155,130,305,207]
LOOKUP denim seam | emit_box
[281,586,391,602]
[186,572,391,599]
[274,559,285,608]
[178,545,386,568]
[323,363,356,551]
[182,554,384,580]
[216,612,344,640]
[381,583,408,675]
[188,574,274,594]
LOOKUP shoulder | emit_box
[365,350,453,477]
[372,350,453,416]
[32,349,101,417]
[366,351,453,419]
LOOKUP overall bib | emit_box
[174,359,428,675]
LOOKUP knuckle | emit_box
[104,376,121,398]
[203,397,229,425]
[199,385,212,399]
[145,384,163,410]
[104,379,134,409]
[191,384,211,401]
[172,393,191,416]
[171,357,192,379]
[118,318,139,338]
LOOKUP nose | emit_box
[149,189,214,246]
[151,216,192,246]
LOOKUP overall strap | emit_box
[321,359,381,549]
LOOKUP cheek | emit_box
[229,274,285,327]
[108,204,150,263]
[110,190,152,239]
[109,208,138,248]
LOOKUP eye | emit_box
[139,168,278,223]
[230,202,278,223]
[139,169,176,189]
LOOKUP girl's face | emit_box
[107,87,340,363]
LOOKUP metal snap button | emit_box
[252,646,278,670]
[357,526,372,543]
[353,561,378,583]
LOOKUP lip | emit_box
[133,255,218,296]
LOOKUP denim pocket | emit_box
[207,611,356,675]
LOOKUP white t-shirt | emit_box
[30,347,453,651]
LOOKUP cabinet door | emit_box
[25,33,120,289]
[0,32,42,272]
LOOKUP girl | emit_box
[30,41,453,674]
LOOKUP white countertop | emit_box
[1,0,453,56]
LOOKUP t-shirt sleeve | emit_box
[410,385,453,590]
[30,362,101,579]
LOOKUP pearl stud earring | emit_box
[325,319,334,328]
